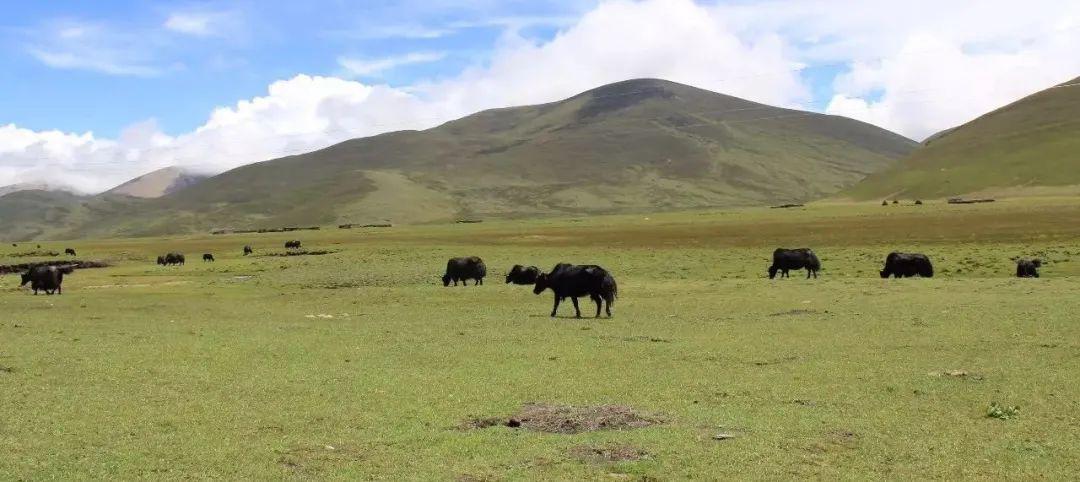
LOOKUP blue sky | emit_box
[0,0,599,137]
[1,0,1077,192]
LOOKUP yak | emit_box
[880,252,933,278]
[64,248,76,256]
[768,248,821,279]
[20,265,70,295]
[442,256,487,286]
[1016,259,1042,278]
[203,253,215,262]
[243,245,253,256]
[505,264,540,285]
[533,263,617,318]
[285,240,302,249]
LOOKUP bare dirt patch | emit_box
[461,403,663,434]
[570,445,649,463]
[768,309,818,317]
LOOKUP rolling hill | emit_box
[0,79,917,240]
[847,76,1080,200]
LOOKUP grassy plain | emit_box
[2,198,1080,479]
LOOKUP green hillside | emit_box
[848,76,1080,200]
[0,79,917,240]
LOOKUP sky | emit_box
[1,0,1078,193]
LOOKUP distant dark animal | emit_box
[505,264,540,285]
[203,253,215,262]
[442,256,487,286]
[533,263,617,318]
[1016,259,1042,278]
[892,200,899,205]
[285,240,302,249]
[156,256,166,266]
[880,252,933,278]
[769,248,821,279]
[882,200,889,206]
[164,252,185,266]
[914,200,923,205]
[20,265,70,295]
[64,248,76,256]
[243,245,253,256]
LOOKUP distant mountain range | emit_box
[4,78,926,240]
[847,76,1080,199]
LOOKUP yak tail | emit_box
[602,274,618,303]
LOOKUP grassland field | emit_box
[2,198,1080,480]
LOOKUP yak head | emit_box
[532,273,550,295]
[879,269,890,279]
[441,273,452,287]
[20,271,31,286]
[768,265,779,279]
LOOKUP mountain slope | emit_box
[0,79,917,240]
[106,166,208,198]
[847,76,1080,199]
[0,182,74,197]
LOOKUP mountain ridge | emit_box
[0,78,918,240]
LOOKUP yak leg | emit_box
[551,295,561,317]
[571,297,581,318]
[592,295,602,318]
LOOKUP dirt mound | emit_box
[569,445,649,463]
[462,403,662,434]
[258,250,338,257]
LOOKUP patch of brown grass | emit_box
[461,403,663,434]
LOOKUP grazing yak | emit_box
[243,245,253,256]
[442,256,487,286]
[20,265,71,295]
[285,240,302,249]
[64,248,76,256]
[156,255,167,266]
[533,263,618,318]
[163,252,185,266]
[505,264,540,285]
[769,248,821,279]
[1016,259,1042,278]
[880,252,933,278]
[203,253,215,262]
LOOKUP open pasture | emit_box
[2,198,1080,479]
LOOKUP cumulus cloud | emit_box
[4,0,1079,192]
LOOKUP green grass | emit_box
[2,198,1079,479]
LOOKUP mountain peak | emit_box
[106,166,208,198]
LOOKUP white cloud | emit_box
[26,20,165,77]
[4,0,1080,192]
[164,9,240,38]
[711,0,1080,139]
[338,52,448,77]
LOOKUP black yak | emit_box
[505,264,540,285]
[768,248,821,279]
[533,263,617,318]
[880,252,933,278]
[20,265,70,295]
[442,257,486,286]
[1016,259,1042,278]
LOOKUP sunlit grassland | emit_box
[2,198,1079,479]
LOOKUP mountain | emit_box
[0,182,74,198]
[847,76,1080,200]
[0,79,917,240]
[106,166,208,198]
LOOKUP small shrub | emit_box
[986,402,1019,420]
